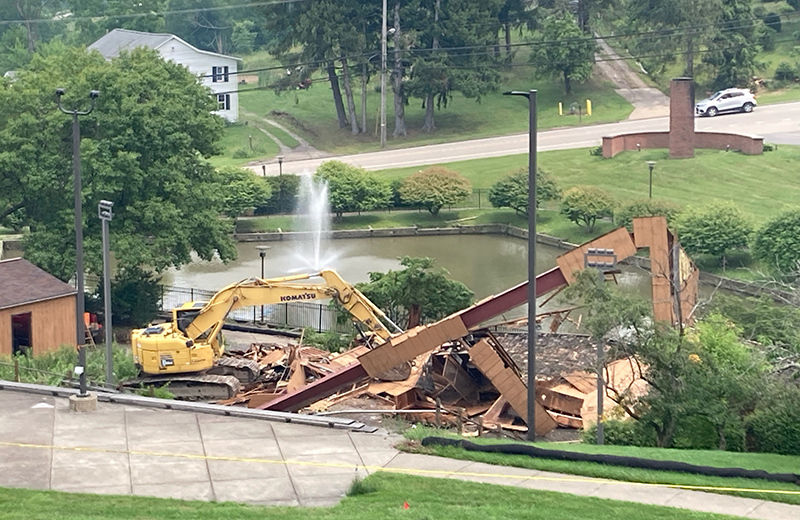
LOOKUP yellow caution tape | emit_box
[1,440,799,496]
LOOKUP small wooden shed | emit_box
[0,258,76,356]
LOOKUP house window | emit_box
[217,94,230,111]
[212,65,229,83]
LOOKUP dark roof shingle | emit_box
[0,258,76,310]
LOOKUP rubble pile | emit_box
[217,331,647,437]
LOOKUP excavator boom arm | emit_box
[183,270,400,343]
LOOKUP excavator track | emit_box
[209,356,262,383]
[123,374,241,401]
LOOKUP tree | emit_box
[675,202,752,265]
[314,161,391,218]
[529,15,596,94]
[560,186,614,232]
[404,0,503,133]
[565,272,767,449]
[0,46,234,280]
[615,199,681,231]
[217,167,272,222]
[753,209,800,276]
[702,0,759,90]
[488,168,560,215]
[623,0,722,79]
[357,256,473,328]
[399,166,471,215]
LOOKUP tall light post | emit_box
[647,160,656,199]
[277,155,284,176]
[56,87,99,398]
[257,245,271,323]
[380,0,387,148]
[504,89,537,441]
[98,200,114,385]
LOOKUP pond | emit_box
[164,234,654,325]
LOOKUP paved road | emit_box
[251,102,800,176]
[2,388,800,518]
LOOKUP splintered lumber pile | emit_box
[216,334,647,437]
[538,357,648,429]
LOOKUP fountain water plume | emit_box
[292,175,341,272]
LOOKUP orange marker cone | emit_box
[403,501,410,510]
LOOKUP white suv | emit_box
[695,88,757,117]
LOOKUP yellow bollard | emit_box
[586,99,592,116]
[558,102,563,116]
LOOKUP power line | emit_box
[0,0,307,26]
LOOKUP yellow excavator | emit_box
[129,269,402,399]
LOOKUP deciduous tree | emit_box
[560,186,614,232]
[314,161,391,217]
[399,166,471,215]
[488,168,560,215]
[529,15,596,94]
[357,256,473,328]
[0,46,233,280]
[675,202,752,265]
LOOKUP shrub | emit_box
[757,21,776,51]
[762,143,777,152]
[487,168,560,215]
[589,146,603,156]
[582,419,655,446]
[764,12,782,32]
[399,166,471,216]
[232,147,250,159]
[752,209,800,275]
[790,0,800,10]
[255,174,300,214]
[774,62,797,82]
[675,202,752,265]
[560,186,615,232]
[615,199,681,231]
[746,385,800,455]
[110,268,161,327]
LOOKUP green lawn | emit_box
[213,36,633,166]
[404,427,800,505]
[0,473,748,520]
[376,146,800,226]
[239,145,800,246]
[210,119,280,169]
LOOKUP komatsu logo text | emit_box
[280,293,317,302]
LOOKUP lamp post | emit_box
[277,155,284,176]
[56,87,99,398]
[257,245,271,323]
[504,89,537,441]
[380,0,387,149]
[98,200,114,385]
[647,160,656,199]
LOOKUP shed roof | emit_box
[0,258,76,310]
[88,28,240,61]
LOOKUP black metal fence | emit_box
[158,285,357,335]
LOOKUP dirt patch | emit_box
[269,110,318,138]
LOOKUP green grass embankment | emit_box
[403,426,800,505]
[0,473,750,520]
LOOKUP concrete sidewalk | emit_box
[1,389,798,518]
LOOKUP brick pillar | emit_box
[669,77,695,158]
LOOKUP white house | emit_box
[89,28,240,122]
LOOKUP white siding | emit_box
[156,39,239,122]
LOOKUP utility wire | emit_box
[0,0,307,26]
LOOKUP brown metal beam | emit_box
[263,266,569,412]
[257,363,368,412]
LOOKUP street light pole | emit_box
[56,88,99,398]
[647,161,656,199]
[257,245,271,323]
[98,200,114,385]
[277,155,284,176]
[505,89,537,441]
[380,0,387,149]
